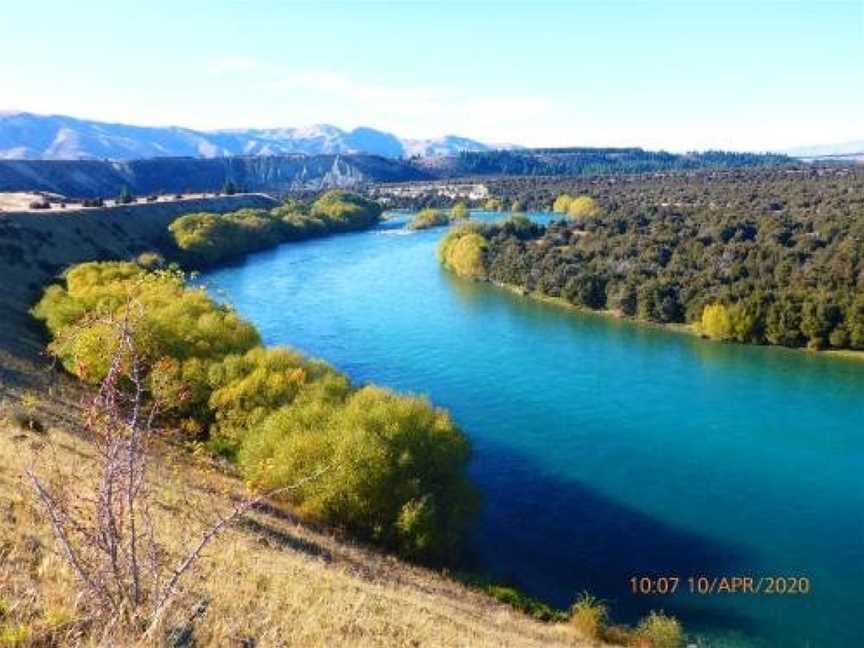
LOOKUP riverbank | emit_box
[489,279,864,363]
[0,201,640,647]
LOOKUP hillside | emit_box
[0,112,494,160]
[0,394,599,647]
[0,156,430,197]
[0,194,278,376]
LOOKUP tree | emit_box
[451,202,470,221]
[567,196,602,219]
[700,303,733,340]
[484,197,503,211]
[409,209,449,230]
[222,180,237,196]
[552,194,573,213]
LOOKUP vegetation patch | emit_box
[456,171,864,352]
[30,260,477,564]
[169,190,382,266]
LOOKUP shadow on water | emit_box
[463,440,757,637]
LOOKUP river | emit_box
[200,212,864,647]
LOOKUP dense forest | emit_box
[439,148,793,178]
[438,166,864,352]
[169,190,382,266]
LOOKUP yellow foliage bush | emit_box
[552,194,573,213]
[635,611,684,648]
[409,209,449,230]
[32,261,477,564]
[569,593,608,640]
[438,226,488,279]
[239,386,478,562]
[567,195,602,219]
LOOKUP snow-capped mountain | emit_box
[0,112,496,160]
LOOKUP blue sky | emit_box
[1,1,861,150]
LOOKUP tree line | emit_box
[169,190,383,266]
[438,166,864,352]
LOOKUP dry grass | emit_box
[0,418,607,647]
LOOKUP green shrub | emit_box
[207,346,349,441]
[569,592,608,640]
[463,578,565,622]
[409,208,449,230]
[239,386,478,563]
[483,197,503,211]
[635,611,684,648]
[32,262,260,392]
[451,202,471,221]
[169,192,382,266]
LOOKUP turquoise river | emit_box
[200,212,864,647]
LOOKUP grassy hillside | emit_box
[0,413,602,647]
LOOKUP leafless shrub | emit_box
[27,306,325,640]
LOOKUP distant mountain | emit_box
[0,112,495,160]
[782,141,864,160]
[0,155,431,197]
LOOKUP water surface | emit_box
[201,212,864,647]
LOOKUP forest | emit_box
[169,190,382,266]
[438,166,864,352]
[442,148,793,178]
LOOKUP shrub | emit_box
[569,593,608,640]
[438,226,488,279]
[5,406,45,434]
[135,251,165,270]
[552,193,573,213]
[409,208,449,230]
[483,197,503,211]
[567,195,602,219]
[29,200,50,210]
[464,579,565,621]
[635,611,684,648]
[451,202,470,221]
[31,263,260,390]
[207,346,349,442]
[33,262,478,565]
[169,192,382,266]
[239,386,478,563]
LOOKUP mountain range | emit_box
[0,111,498,161]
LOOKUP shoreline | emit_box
[488,280,864,364]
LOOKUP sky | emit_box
[1,1,862,151]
